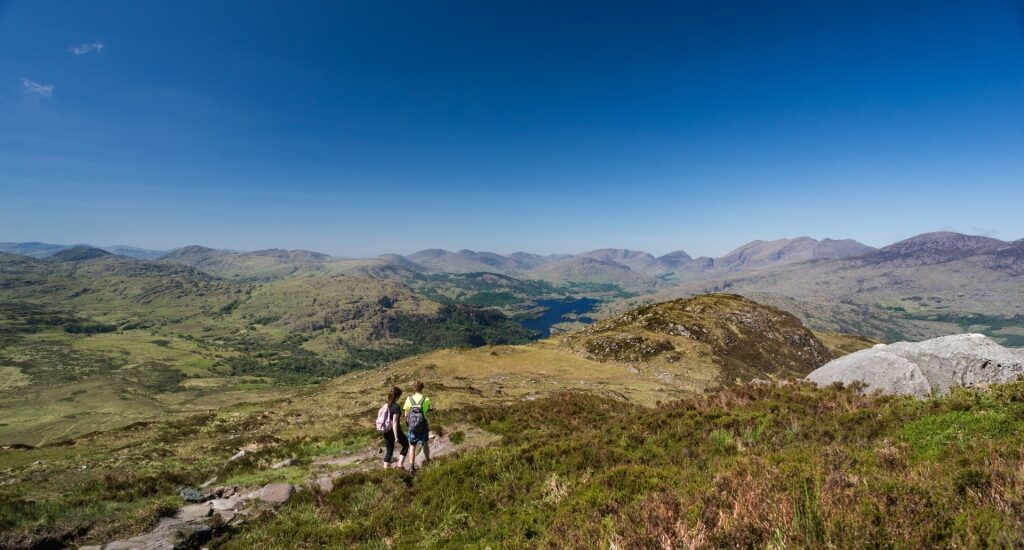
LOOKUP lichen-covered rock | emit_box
[314,476,334,493]
[209,496,243,511]
[178,486,206,502]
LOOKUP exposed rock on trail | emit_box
[807,333,1024,397]
[87,427,488,549]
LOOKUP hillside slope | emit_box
[628,232,1024,345]
[563,293,834,384]
[160,245,333,280]
[5,362,1024,548]
[0,253,532,444]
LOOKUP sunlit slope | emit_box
[562,293,839,385]
[0,252,531,444]
[308,294,873,412]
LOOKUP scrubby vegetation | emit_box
[565,294,837,384]
[220,382,1024,548]
[4,356,1024,548]
[226,305,533,383]
[3,245,1022,548]
[0,253,542,442]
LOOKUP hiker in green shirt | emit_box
[403,380,431,471]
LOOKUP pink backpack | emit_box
[375,404,392,433]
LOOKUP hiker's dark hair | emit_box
[387,386,402,406]
[413,381,424,393]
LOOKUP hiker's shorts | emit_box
[407,429,429,446]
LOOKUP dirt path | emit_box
[82,426,495,550]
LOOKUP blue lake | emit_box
[521,298,600,338]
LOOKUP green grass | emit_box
[0,257,542,445]
[223,465,312,487]
[218,383,1024,549]
[5,380,1024,548]
[898,389,1023,460]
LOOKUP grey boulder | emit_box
[807,334,1024,397]
[251,482,295,504]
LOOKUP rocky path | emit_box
[81,426,492,550]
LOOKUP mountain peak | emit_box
[658,250,693,261]
[163,244,216,257]
[717,237,874,270]
[408,248,451,259]
[49,245,113,262]
[877,232,1005,264]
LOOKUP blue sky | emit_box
[2,1,1023,257]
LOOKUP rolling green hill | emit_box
[159,246,333,281]
[0,252,531,445]
[562,294,834,384]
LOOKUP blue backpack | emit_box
[407,396,428,438]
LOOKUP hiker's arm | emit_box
[391,413,399,438]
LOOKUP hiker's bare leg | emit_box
[408,445,417,470]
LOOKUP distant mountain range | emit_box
[4,234,1020,289]
[400,237,879,290]
[1,232,1016,289]
[633,232,1024,343]
[0,242,167,260]
[3,236,881,290]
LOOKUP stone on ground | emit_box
[807,334,1024,397]
[314,476,334,493]
[271,458,298,469]
[176,503,212,521]
[209,496,243,511]
[253,482,294,504]
[105,537,174,550]
[807,347,931,397]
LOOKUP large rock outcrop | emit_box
[807,334,1024,397]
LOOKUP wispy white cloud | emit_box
[20,78,53,97]
[70,42,104,55]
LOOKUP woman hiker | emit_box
[376,386,408,469]
[404,381,431,471]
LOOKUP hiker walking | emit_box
[404,381,431,471]
[376,387,408,469]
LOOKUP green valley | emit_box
[1,234,1024,549]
